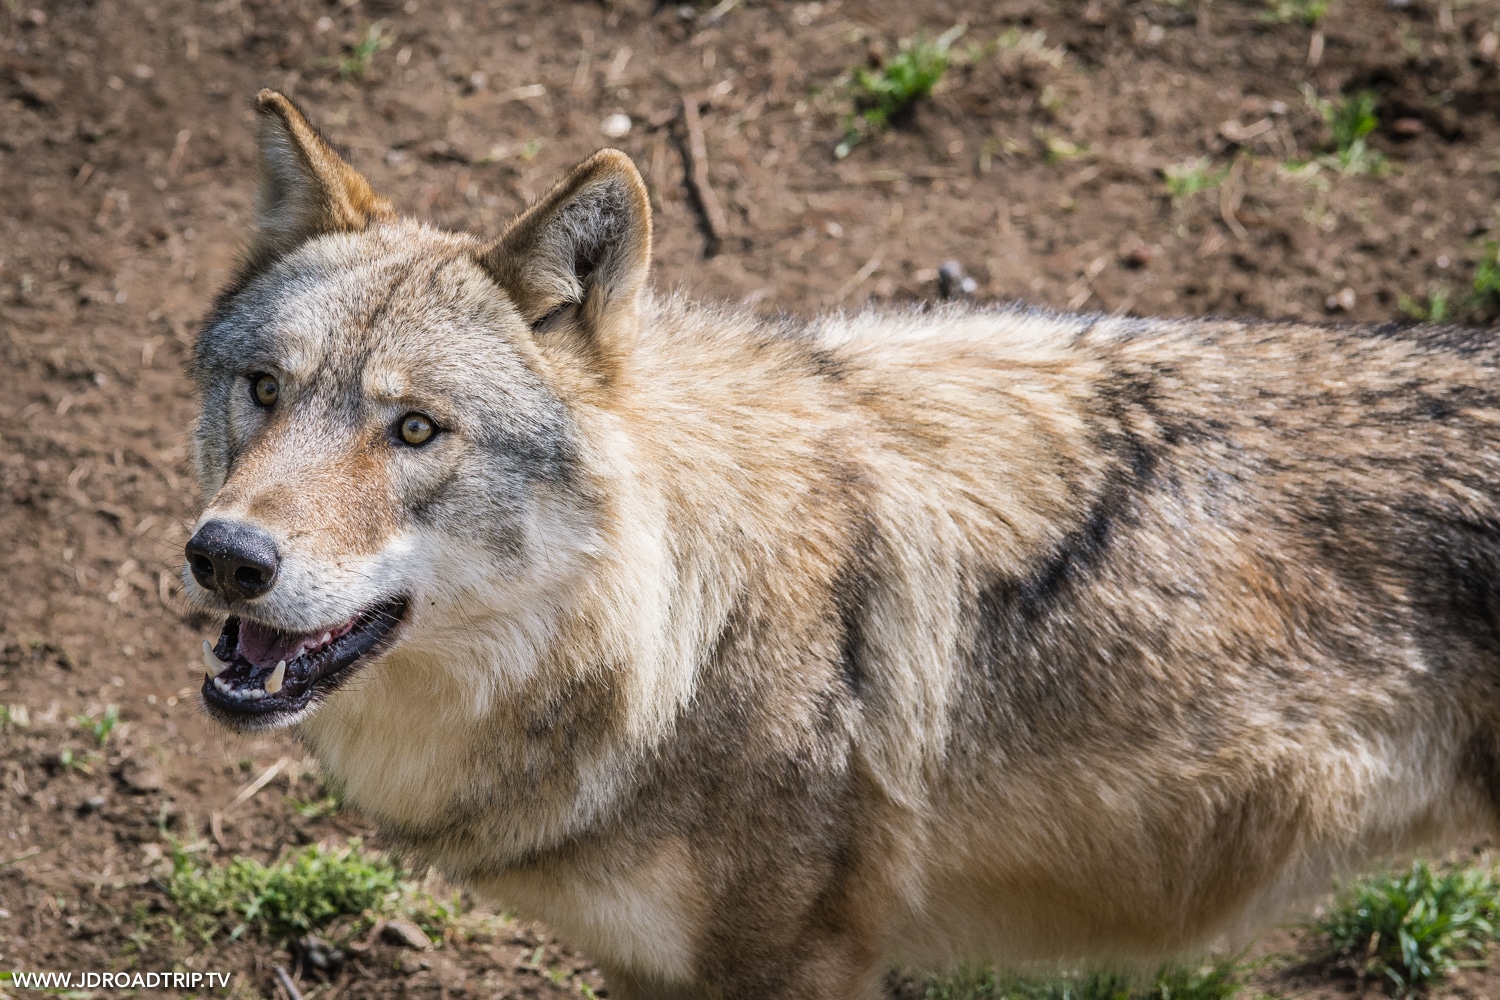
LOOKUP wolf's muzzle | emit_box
[186,519,281,600]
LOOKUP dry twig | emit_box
[678,95,729,256]
[226,756,289,811]
[274,965,306,1000]
[1219,157,1248,241]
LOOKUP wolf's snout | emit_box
[186,519,281,600]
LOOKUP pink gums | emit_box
[237,617,356,669]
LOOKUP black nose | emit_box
[185,519,281,600]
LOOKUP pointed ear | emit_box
[477,149,652,352]
[242,89,393,273]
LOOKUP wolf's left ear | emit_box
[478,149,652,359]
[242,89,393,274]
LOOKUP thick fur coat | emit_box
[183,91,1500,999]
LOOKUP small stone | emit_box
[78,794,107,814]
[1391,117,1424,136]
[15,74,63,106]
[118,756,165,793]
[382,919,433,950]
[294,934,345,972]
[1326,288,1356,312]
[937,261,977,299]
[600,113,632,140]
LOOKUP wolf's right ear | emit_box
[239,90,393,278]
[477,150,652,365]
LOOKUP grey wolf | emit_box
[183,89,1500,999]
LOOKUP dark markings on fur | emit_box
[525,675,595,746]
[531,301,573,333]
[983,374,1161,626]
[360,265,402,334]
[406,465,475,525]
[1360,320,1500,358]
[487,423,579,484]
[832,520,879,698]
[758,312,848,381]
[424,255,462,294]
[1401,512,1500,659]
[468,359,582,488]
[1354,383,1500,422]
[957,370,1166,747]
[808,348,848,381]
[201,289,251,351]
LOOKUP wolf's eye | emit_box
[397,412,436,446]
[251,374,279,408]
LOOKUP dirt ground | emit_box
[4,0,1500,996]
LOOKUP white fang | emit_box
[203,640,227,678]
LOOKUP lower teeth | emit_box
[213,676,266,700]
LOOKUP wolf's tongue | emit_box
[237,619,310,669]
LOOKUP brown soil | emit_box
[3,0,1500,996]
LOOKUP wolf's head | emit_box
[186,91,655,733]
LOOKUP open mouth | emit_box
[201,596,408,726]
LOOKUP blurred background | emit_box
[2,0,1499,996]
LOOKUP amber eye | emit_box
[251,373,279,407]
[397,412,436,446]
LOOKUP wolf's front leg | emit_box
[596,964,707,1000]
[697,936,887,1000]
[600,933,884,999]
[772,941,888,1000]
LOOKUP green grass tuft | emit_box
[1473,243,1500,307]
[1318,860,1500,996]
[836,25,965,158]
[1327,91,1378,153]
[924,961,1241,1000]
[288,791,343,819]
[339,22,391,80]
[165,838,449,944]
[1163,157,1231,202]
[1398,285,1451,323]
[1261,0,1330,25]
[75,704,120,745]
[1314,89,1381,174]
